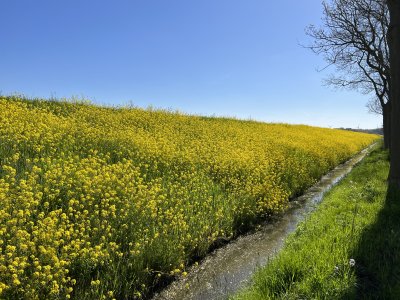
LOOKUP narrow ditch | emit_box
[152,144,374,300]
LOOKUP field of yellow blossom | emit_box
[0,96,378,299]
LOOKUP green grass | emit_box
[234,143,400,299]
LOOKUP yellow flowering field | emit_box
[0,96,378,299]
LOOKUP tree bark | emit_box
[383,102,391,149]
[388,0,400,188]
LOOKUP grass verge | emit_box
[234,142,400,299]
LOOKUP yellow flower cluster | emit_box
[0,96,378,299]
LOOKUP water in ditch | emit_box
[152,145,374,300]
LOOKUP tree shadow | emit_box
[344,186,400,299]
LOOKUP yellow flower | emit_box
[0,96,377,299]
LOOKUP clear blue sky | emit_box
[0,0,381,129]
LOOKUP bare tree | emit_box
[307,0,391,148]
[387,0,400,188]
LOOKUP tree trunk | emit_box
[388,0,400,188]
[383,102,391,149]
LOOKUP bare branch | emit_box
[306,0,390,114]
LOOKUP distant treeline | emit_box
[338,127,383,135]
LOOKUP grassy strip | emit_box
[234,143,400,299]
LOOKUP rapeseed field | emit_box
[0,96,378,299]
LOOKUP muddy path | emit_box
[152,144,374,300]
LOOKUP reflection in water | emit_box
[152,145,374,300]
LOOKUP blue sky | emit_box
[0,0,381,129]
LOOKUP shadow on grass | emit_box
[344,186,400,299]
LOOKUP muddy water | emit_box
[152,145,374,300]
